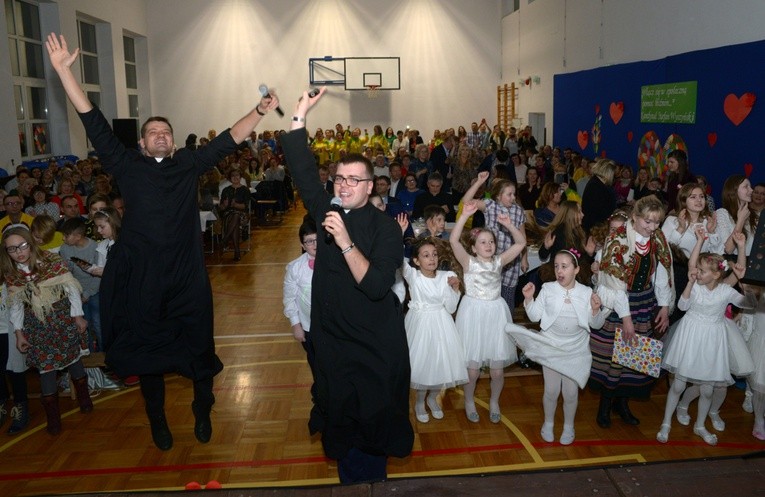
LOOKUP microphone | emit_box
[258,84,284,117]
[325,196,343,243]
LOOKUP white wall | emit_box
[502,0,765,145]
[144,0,503,143]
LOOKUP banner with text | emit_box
[640,81,698,124]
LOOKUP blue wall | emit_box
[553,39,765,201]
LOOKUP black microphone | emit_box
[325,196,343,243]
[258,84,284,117]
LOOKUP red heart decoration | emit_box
[724,93,756,126]
[745,163,754,178]
[594,104,600,115]
[627,131,634,143]
[600,150,607,158]
[707,132,717,147]
[609,102,624,124]
[577,130,589,150]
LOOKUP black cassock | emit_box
[79,108,233,381]
[282,128,414,460]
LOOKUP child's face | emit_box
[33,191,45,203]
[64,232,85,247]
[369,196,385,211]
[648,180,661,191]
[89,201,107,218]
[4,234,31,265]
[95,218,113,240]
[497,185,516,208]
[696,259,721,287]
[554,253,580,289]
[301,234,318,258]
[609,217,626,233]
[472,231,496,259]
[426,214,445,235]
[414,243,438,274]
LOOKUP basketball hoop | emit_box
[366,85,380,99]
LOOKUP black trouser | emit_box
[139,374,214,417]
[337,447,387,484]
[0,336,28,403]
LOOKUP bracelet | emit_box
[292,116,305,123]
[341,243,355,254]
[256,106,266,116]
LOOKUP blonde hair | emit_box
[591,158,616,185]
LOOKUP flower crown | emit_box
[719,260,729,271]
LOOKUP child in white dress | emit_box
[450,200,526,424]
[507,249,607,445]
[400,232,467,423]
[658,227,753,445]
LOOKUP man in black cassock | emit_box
[282,88,413,484]
[46,33,280,450]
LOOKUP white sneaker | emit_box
[560,425,575,445]
[540,422,554,442]
[743,391,754,413]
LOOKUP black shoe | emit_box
[148,413,173,450]
[192,401,212,444]
[596,396,612,428]
[613,397,640,425]
[7,401,29,435]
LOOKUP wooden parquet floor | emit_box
[0,206,763,496]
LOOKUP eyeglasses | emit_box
[6,242,30,254]
[302,238,318,245]
[333,175,372,187]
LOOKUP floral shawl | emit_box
[6,251,82,323]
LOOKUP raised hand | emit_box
[694,224,706,241]
[585,235,597,256]
[738,202,750,222]
[688,267,698,282]
[522,282,535,301]
[396,213,409,234]
[447,275,461,291]
[732,262,746,281]
[45,33,79,72]
[732,230,746,248]
[677,209,689,232]
[476,170,490,183]
[591,292,602,312]
[543,230,556,249]
[293,87,327,119]
[462,200,479,217]
[706,212,717,233]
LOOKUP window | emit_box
[6,0,48,157]
[78,19,100,109]
[123,35,139,118]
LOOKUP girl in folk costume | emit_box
[589,196,674,428]
[657,228,753,445]
[507,249,608,445]
[0,227,92,435]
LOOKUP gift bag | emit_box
[611,327,663,378]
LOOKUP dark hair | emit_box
[427,172,444,184]
[61,217,87,236]
[375,175,391,186]
[496,149,509,162]
[298,218,317,243]
[423,204,446,221]
[409,237,438,268]
[337,153,373,178]
[140,116,173,138]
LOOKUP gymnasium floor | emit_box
[0,207,763,496]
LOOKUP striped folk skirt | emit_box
[588,285,658,399]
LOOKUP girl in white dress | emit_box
[450,200,526,424]
[657,227,753,445]
[507,249,607,445]
[400,234,467,423]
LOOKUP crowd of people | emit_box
[278,89,765,481]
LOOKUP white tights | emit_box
[676,382,727,425]
[542,367,579,427]
[753,392,765,433]
[463,367,504,414]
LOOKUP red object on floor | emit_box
[184,481,201,490]
[205,480,222,489]
[123,375,140,386]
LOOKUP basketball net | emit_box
[366,85,380,99]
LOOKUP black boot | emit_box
[147,413,173,450]
[40,394,61,435]
[613,397,640,425]
[192,401,213,443]
[596,395,612,428]
[72,376,93,413]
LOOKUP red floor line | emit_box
[1,439,762,482]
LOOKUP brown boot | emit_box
[40,394,61,435]
[72,376,93,413]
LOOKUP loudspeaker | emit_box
[112,118,139,150]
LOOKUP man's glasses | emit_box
[302,238,318,245]
[333,176,372,187]
[6,242,30,254]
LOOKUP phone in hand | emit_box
[70,256,92,270]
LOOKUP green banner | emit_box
[640,81,697,124]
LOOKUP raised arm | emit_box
[496,213,527,267]
[45,33,91,113]
[461,170,490,211]
[688,225,706,270]
[450,200,476,269]
[229,89,281,144]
